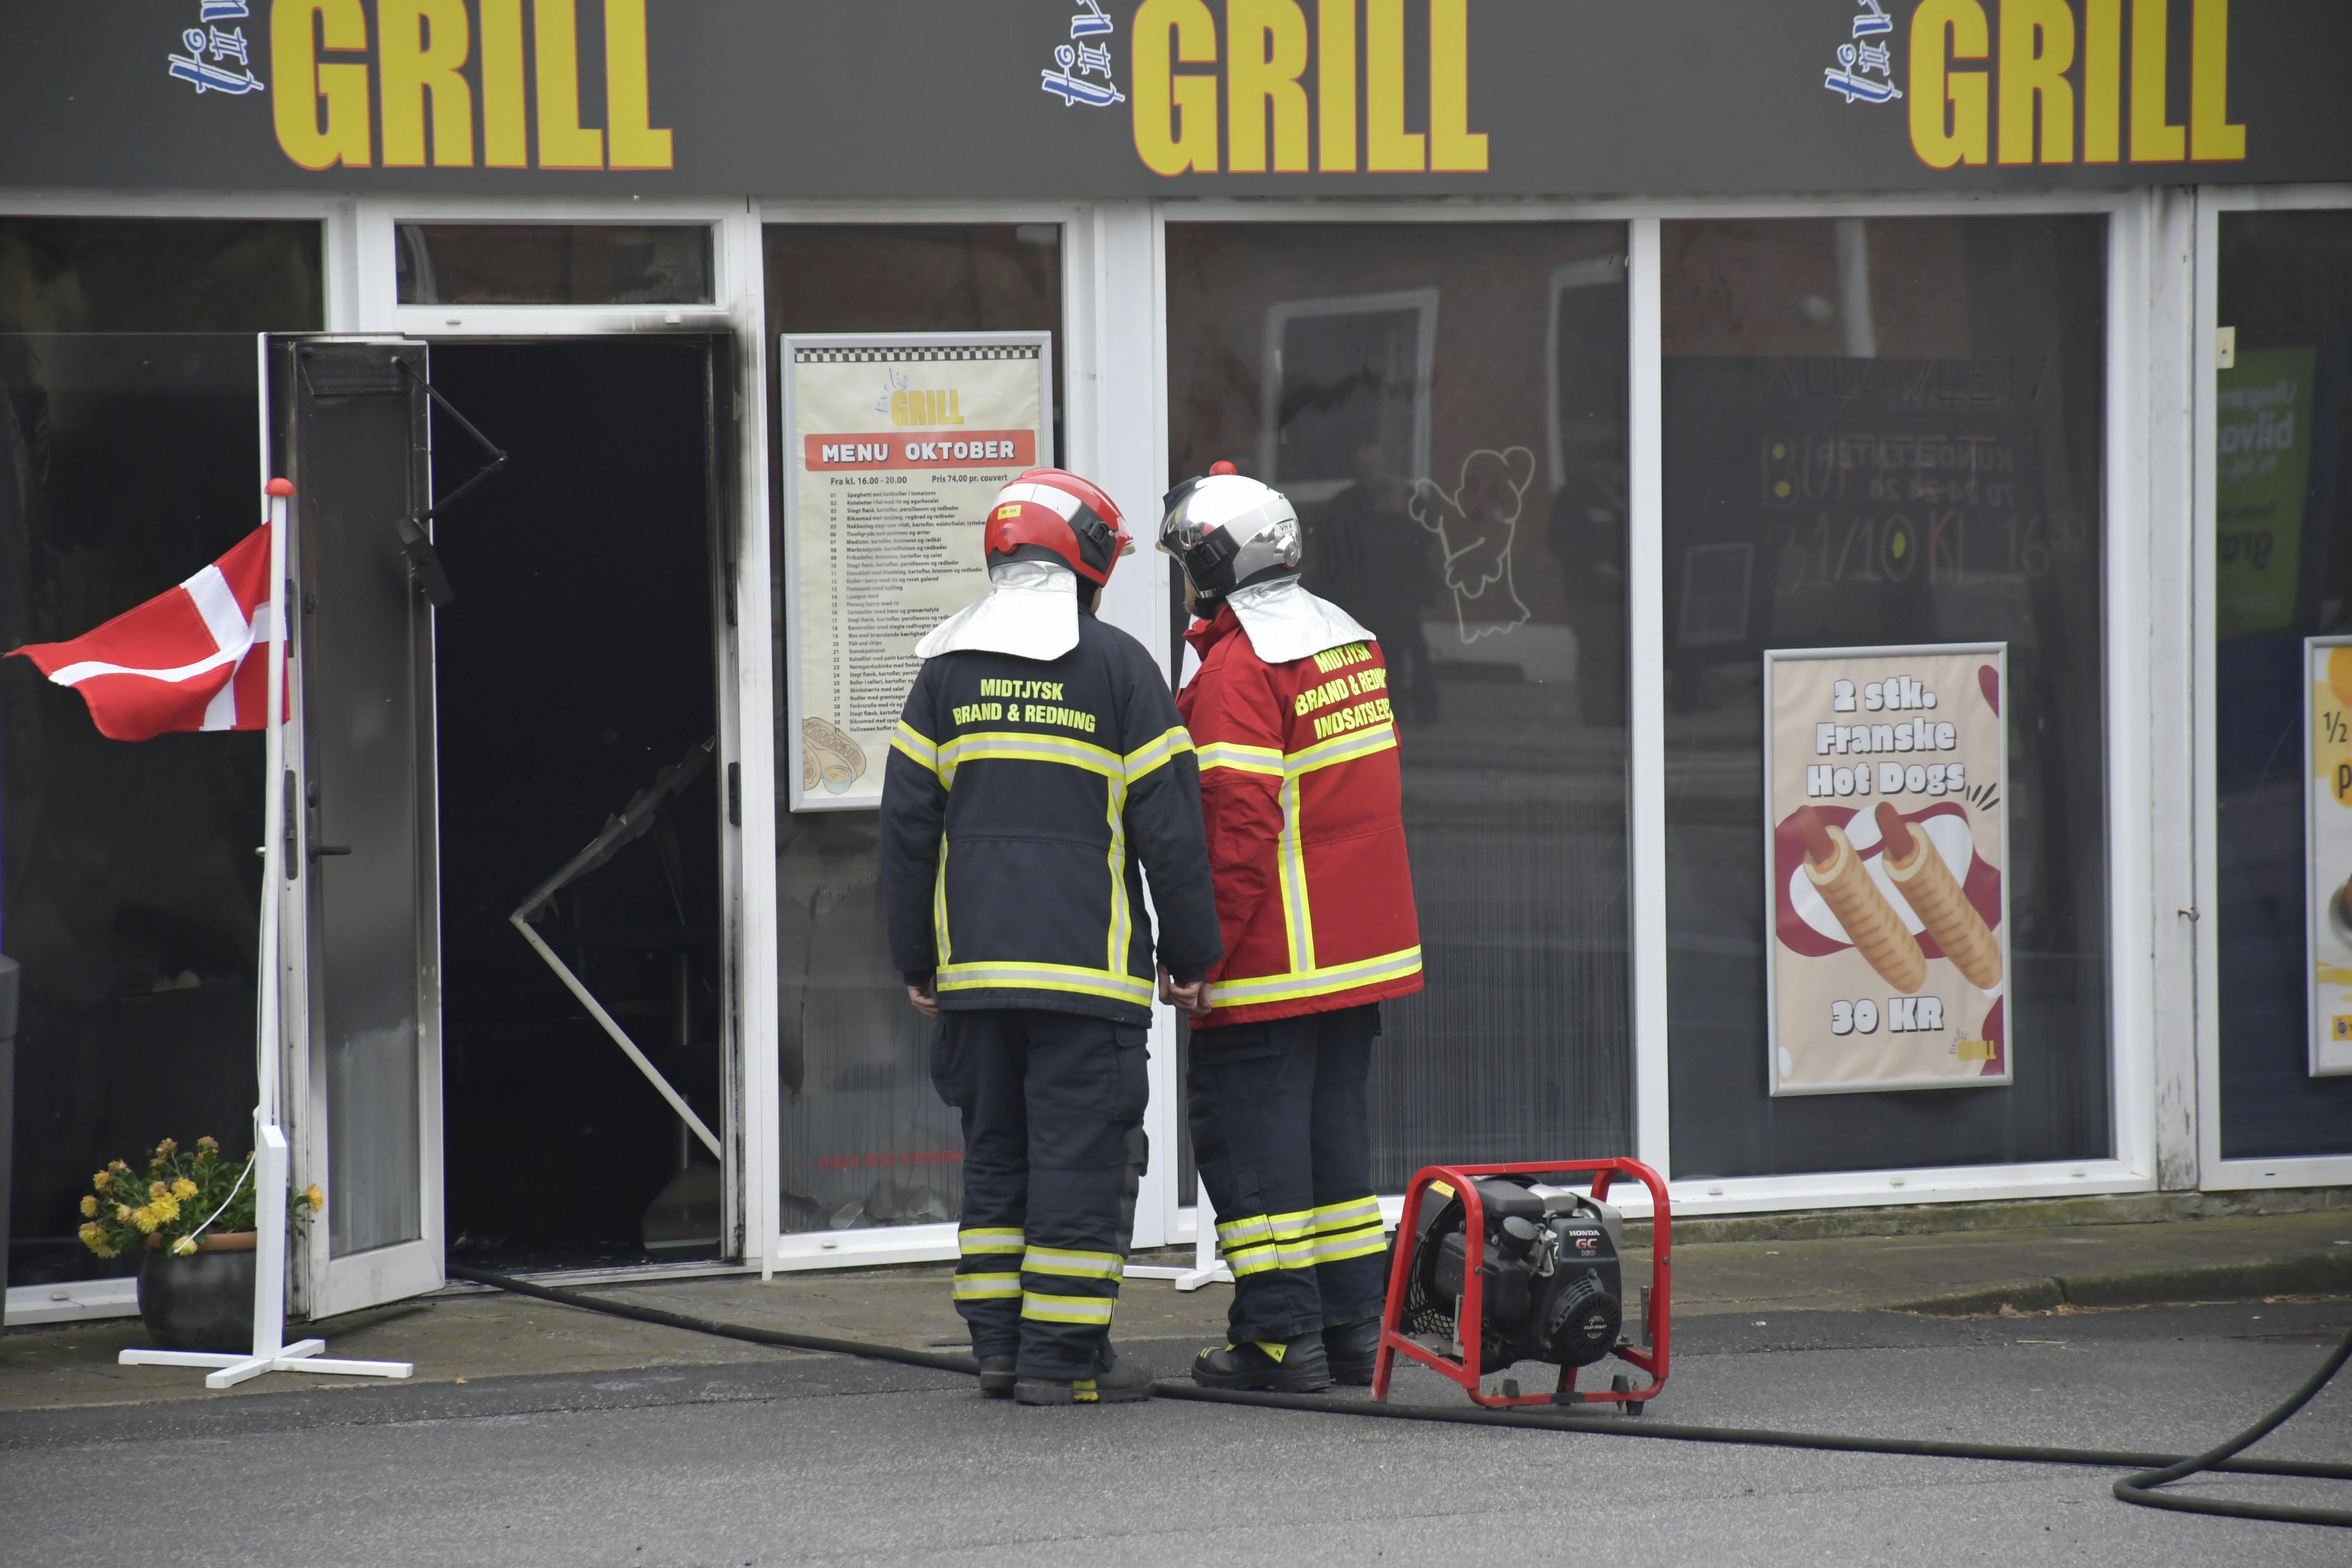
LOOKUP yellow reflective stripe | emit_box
[934,836,952,966]
[1214,1207,1312,1243]
[1276,773,1315,972]
[1224,1246,1285,1278]
[1021,1291,1117,1324]
[960,1228,1025,1255]
[1106,776,1130,980]
[891,720,942,778]
[1307,1227,1387,1265]
[1312,1197,1382,1233]
[1197,740,1285,777]
[938,730,1121,784]
[1286,721,1398,776]
[1209,946,1424,1009]
[953,1273,1023,1299]
[1124,725,1195,781]
[1023,1248,1124,1280]
[936,961,1154,1005]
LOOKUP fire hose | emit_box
[446,1263,2352,1529]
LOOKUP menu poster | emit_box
[781,333,1052,811]
[2303,639,2352,1076]
[1763,644,2012,1095]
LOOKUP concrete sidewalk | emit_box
[3,1207,2347,1414]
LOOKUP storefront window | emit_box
[396,223,715,305]
[1167,222,1633,1191]
[2212,209,2352,1157]
[1661,216,2110,1177]
[763,225,1062,1232]
[0,218,322,1287]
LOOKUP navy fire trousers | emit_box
[932,1007,1149,1379]
[1187,1003,1388,1345]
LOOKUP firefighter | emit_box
[882,467,1222,1407]
[1158,463,1424,1392]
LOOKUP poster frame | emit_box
[2302,634,2352,1076]
[1761,640,2014,1098]
[777,329,1055,814]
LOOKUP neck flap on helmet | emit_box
[913,559,1081,662]
[1225,577,1376,665]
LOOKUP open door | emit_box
[267,338,445,1318]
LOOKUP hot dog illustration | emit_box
[1796,805,1925,994]
[1876,802,2001,991]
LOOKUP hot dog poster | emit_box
[1764,645,2012,1095]
[2303,640,2352,1077]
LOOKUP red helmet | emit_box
[983,468,1133,588]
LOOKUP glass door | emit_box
[270,337,445,1318]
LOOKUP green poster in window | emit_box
[2216,346,2318,640]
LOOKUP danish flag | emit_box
[6,526,280,741]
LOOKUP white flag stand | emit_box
[1127,1180,1233,1291]
[119,479,412,1389]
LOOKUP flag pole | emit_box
[119,478,411,1387]
[250,478,292,1361]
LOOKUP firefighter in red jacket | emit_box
[1157,464,1424,1391]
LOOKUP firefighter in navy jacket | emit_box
[1158,465,1424,1393]
[882,468,1221,1407]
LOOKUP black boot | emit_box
[1013,1346,1156,1406]
[977,1354,1016,1399]
[1191,1333,1333,1392]
[1323,1317,1383,1386]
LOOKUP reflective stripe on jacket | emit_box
[882,608,1223,1024]
[1179,603,1423,1026]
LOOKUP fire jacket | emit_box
[881,607,1223,1026]
[1179,604,1423,1026]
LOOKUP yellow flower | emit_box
[171,1179,198,1201]
[149,1181,168,1200]
[130,1207,159,1233]
[108,1159,129,1173]
[90,1240,117,1260]
[77,1222,103,1251]
[305,1184,325,1212]
[114,1203,133,1222]
[92,1170,111,1192]
[80,1195,98,1217]
[154,1138,177,1158]
[171,1236,198,1257]
[151,1192,180,1222]
[196,1135,219,1154]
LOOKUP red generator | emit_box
[1372,1158,1671,1413]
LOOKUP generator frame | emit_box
[1371,1157,1671,1412]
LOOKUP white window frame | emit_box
[0,181,2211,1312]
[2192,183,2352,1192]
[1163,191,2162,1225]
[353,194,770,1283]
[748,200,1194,1274]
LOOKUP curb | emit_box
[1891,1249,2352,1316]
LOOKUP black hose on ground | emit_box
[448,1263,979,1376]
[2110,1317,2352,1527]
[447,1264,2351,1524]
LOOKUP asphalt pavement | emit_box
[3,1300,2347,1566]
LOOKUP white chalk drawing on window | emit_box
[1410,446,1538,643]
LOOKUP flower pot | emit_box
[136,1234,257,1353]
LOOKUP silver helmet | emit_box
[1157,466,1302,602]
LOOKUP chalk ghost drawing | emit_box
[1410,446,1537,643]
